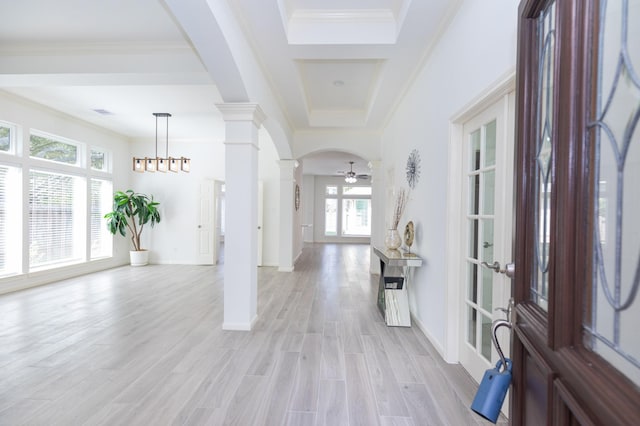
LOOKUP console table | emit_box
[373,246,423,327]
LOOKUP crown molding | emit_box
[290,9,395,24]
[215,103,266,128]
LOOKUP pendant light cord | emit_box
[155,113,159,158]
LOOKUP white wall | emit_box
[292,161,304,260]
[381,0,518,355]
[131,138,225,264]
[0,91,131,293]
[302,174,315,242]
[258,128,281,267]
[0,90,282,295]
[131,125,281,266]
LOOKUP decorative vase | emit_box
[385,228,402,250]
[130,250,149,266]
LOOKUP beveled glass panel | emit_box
[324,199,337,236]
[469,174,480,215]
[586,0,640,387]
[468,262,478,304]
[468,219,479,259]
[481,314,493,361]
[531,1,556,311]
[481,219,494,262]
[467,306,477,347]
[482,170,495,215]
[470,130,481,171]
[484,120,497,167]
[482,266,494,312]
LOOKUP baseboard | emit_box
[222,314,258,331]
[278,266,294,272]
[0,258,126,296]
[410,312,450,363]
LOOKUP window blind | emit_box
[90,178,112,259]
[0,165,21,276]
[29,170,82,268]
[0,167,7,271]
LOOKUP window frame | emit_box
[321,180,372,239]
[0,123,114,277]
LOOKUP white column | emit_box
[278,159,296,272]
[369,160,384,274]
[217,103,266,331]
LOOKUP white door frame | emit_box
[443,72,516,364]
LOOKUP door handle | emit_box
[481,261,502,273]
[481,261,515,279]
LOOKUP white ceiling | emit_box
[0,0,458,174]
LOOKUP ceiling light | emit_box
[133,113,190,173]
[93,108,113,115]
[345,161,357,183]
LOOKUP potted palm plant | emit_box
[105,189,161,266]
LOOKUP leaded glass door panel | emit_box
[512,0,640,423]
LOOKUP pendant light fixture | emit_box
[133,113,191,173]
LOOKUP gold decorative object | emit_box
[404,221,415,254]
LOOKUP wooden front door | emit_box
[513,0,640,424]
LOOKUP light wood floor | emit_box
[0,243,500,425]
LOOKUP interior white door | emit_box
[196,179,216,264]
[257,180,263,266]
[213,180,224,265]
[459,93,515,386]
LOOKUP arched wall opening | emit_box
[298,150,378,245]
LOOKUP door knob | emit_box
[504,262,515,279]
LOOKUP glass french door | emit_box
[460,94,515,388]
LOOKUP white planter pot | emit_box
[130,250,149,266]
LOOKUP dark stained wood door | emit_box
[512,0,640,424]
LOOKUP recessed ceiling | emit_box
[0,0,460,173]
[301,151,369,177]
[279,0,411,45]
[231,0,458,130]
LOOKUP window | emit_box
[343,186,372,196]
[0,165,21,276]
[30,132,80,165]
[326,185,338,195]
[29,170,85,269]
[0,123,113,277]
[323,183,371,238]
[342,198,371,236]
[91,149,107,171]
[0,123,13,153]
[90,179,113,259]
[325,198,338,236]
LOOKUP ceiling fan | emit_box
[337,161,370,183]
